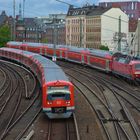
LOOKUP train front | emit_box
[42,81,75,119]
[132,62,140,81]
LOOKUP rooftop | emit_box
[67,5,110,17]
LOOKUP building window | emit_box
[135,3,137,10]
[132,2,134,10]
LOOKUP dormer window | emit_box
[81,10,85,15]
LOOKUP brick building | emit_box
[0,11,9,26]
[40,14,66,44]
[16,17,42,42]
[99,1,140,20]
[44,24,65,44]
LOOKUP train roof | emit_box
[7,41,47,48]
[27,42,45,47]
[0,47,69,83]
[1,47,37,56]
[68,46,89,53]
[7,42,111,57]
[89,49,112,58]
[32,55,69,82]
[7,41,22,46]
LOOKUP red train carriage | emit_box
[0,47,75,119]
[6,41,140,81]
[34,54,75,119]
[66,47,89,64]
[87,49,112,72]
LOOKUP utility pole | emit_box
[13,0,16,41]
[79,18,82,47]
[138,19,140,57]
[10,18,13,40]
[52,15,57,61]
[118,16,121,52]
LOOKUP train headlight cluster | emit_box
[66,101,70,105]
[47,102,52,105]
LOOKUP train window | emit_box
[48,86,69,90]
[47,93,70,100]
[47,94,52,100]
[118,58,126,63]
[113,57,119,61]
[135,64,140,70]
[47,87,70,101]
[65,94,70,100]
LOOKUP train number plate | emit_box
[52,107,66,113]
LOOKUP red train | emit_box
[0,47,75,119]
[7,41,140,81]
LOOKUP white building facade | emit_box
[101,8,129,51]
[130,19,140,57]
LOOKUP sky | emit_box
[0,0,139,17]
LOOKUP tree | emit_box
[41,37,48,43]
[0,24,11,47]
[99,45,109,51]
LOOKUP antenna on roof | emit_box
[23,0,25,18]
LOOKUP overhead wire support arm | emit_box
[55,0,72,6]
[55,0,78,7]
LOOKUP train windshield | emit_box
[135,64,140,70]
[47,86,70,100]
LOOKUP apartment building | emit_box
[66,5,128,50]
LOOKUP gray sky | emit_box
[0,0,139,17]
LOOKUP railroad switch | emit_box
[102,118,130,123]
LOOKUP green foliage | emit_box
[0,24,11,47]
[99,45,109,51]
[41,37,48,43]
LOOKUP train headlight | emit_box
[66,101,70,104]
[47,101,52,105]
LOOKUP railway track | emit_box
[0,59,139,140]
[58,61,140,113]
[0,60,41,140]
[29,112,80,140]
[0,66,7,91]
[47,114,79,140]
[58,61,140,140]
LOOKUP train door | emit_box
[87,55,90,65]
[124,64,130,75]
[65,50,68,60]
[60,50,62,58]
[40,48,42,55]
[45,48,47,56]
[106,60,110,71]
[81,54,84,64]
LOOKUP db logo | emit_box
[56,101,61,104]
